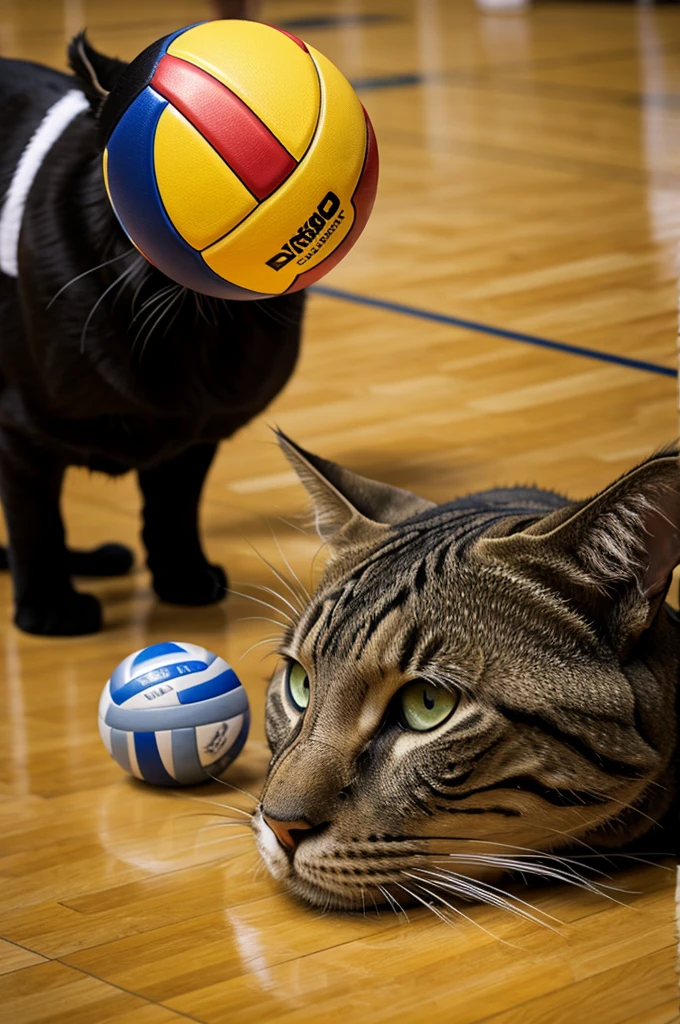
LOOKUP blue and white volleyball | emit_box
[98,642,249,786]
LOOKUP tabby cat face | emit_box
[253,436,680,911]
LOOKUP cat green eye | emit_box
[399,680,457,731]
[285,660,310,712]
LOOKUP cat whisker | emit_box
[179,794,253,819]
[130,264,152,315]
[233,579,303,619]
[204,775,260,805]
[394,881,457,930]
[273,514,311,537]
[80,261,138,352]
[131,285,180,355]
[254,298,300,329]
[403,879,520,947]
[409,869,563,932]
[240,635,283,659]
[588,852,674,869]
[227,588,296,624]
[358,887,377,917]
[415,834,614,878]
[160,286,188,340]
[267,525,312,602]
[177,812,251,826]
[193,291,214,326]
[48,248,134,308]
[238,615,289,630]
[138,285,185,359]
[195,825,252,838]
[308,539,328,589]
[130,282,176,323]
[245,535,310,608]
[593,793,660,827]
[433,854,633,902]
[248,857,268,881]
[377,883,409,922]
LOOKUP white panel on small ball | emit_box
[126,654,188,681]
[175,642,213,662]
[155,729,176,780]
[98,718,112,755]
[123,679,182,710]
[196,714,244,767]
[98,682,112,720]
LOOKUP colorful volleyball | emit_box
[98,642,250,786]
[100,20,379,300]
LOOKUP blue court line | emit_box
[351,73,424,92]
[309,286,677,380]
[281,14,397,29]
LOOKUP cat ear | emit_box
[276,430,435,553]
[476,449,680,645]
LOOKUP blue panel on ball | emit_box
[109,656,133,695]
[110,729,131,774]
[105,88,272,301]
[177,668,242,705]
[105,687,249,731]
[134,732,176,786]
[131,642,187,667]
[111,660,208,706]
[228,708,251,762]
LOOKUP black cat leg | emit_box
[138,443,227,606]
[0,432,101,635]
[0,539,133,578]
[67,544,134,577]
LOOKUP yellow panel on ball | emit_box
[200,45,367,295]
[167,21,320,161]
[153,105,257,251]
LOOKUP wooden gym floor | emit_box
[1,0,679,1020]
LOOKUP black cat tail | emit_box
[67,31,127,110]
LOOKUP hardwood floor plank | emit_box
[0,960,197,1024]
[0,0,678,1020]
[0,939,47,977]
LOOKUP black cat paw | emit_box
[68,543,134,577]
[14,591,102,636]
[152,562,227,606]
[0,545,7,570]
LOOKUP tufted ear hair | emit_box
[68,32,127,110]
[476,447,680,647]
[276,430,435,554]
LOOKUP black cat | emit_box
[0,35,304,636]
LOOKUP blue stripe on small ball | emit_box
[131,641,188,667]
[99,643,249,786]
[134,731,176,786]
[111,660,208,706]
[176,667,241,705]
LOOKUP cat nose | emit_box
[263,815,314,852]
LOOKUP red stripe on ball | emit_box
[151,54,297,201]
[270,26,309,52]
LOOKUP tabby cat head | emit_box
[253,435,680,911]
